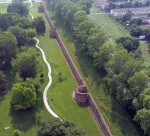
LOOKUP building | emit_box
[110,7,150,17]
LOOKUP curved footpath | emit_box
[29,1,61,120]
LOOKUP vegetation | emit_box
[7,2,29,16]
[11,52,37,80]
[46,0,150,135]
[33,16,45,34]
[89,13,130,40]
[0,2,101,136]
[11,82,37,110]
[8,26,28,46]
[30,3,101,136]
[0,3,53,136]
[38,119,86,136]
[0,71,9,94]
[0,31,17,68]
[116,37,140,52]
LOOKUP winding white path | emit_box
[29,1,61,120]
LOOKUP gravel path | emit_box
[29,0,61,120]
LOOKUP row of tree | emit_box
[46,0,150,135]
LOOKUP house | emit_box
[110,7,150,17]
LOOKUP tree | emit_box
[0,31,17,68]
[16,17,32,29]
[130,25,142,37]
[129,18,142,26]
[139,88,150,109]
[38,119,86,136]
[0,13,14,31]
[7,2,29,16]
[116,37,140,52]
[128,70,149,97]
[26,28,36,40]
[11,82,36,110]
[11,52,36,80]
[134,108,150,135]
[0,71,9,94]
[144,28,150,41]
[122,11,132,22]
[8,26,28,47]
[33,16,45,34]
[93,39,117,68]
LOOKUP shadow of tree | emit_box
[9,107,36,132]
[9,89,44,132]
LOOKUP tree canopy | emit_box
[11,82,36,110]
[38,119,86,136]
[0,31,17,68]
[7,2,29,16]
[11,52,37,80]
[33,16,45,34]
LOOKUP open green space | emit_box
[0,4,8,13]
[30,3,101,136]
[89,14,130,40]
[0,3,100,136]
[140,42,150,67]
[45,6,144,136]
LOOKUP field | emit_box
[0,3,101,136]
[27,3,101,136]
[0,4,8,13]
[89,13,130,40]
[140,42,150,67]
[45,5,144,136]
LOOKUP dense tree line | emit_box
[46,0,150,135]
[38,119,86,136]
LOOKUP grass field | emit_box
[89,14,130,40]
[140,42,150,67]
[0,4,8,13]
[90,4,101,13]
[46,6,144,136]
[30,3,101,136]
[0,3,101,136]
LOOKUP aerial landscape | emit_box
[0,0,150,136]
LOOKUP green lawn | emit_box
[0,4,8,13]
[140,42,150,67]
[30,3,101,136]
[89,14,130,40]
[46,6,144,136]
[90,3,101,13]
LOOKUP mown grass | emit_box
[0,4,8,13]
[89,14,130,40]
[46,6,144,136]
[90,3,101,13]
[140,41,150,67]
[30,3,101,136]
